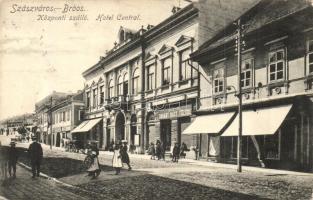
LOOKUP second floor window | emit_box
[117,76,123,96]
[147,65,154,90]
[241,59,253,88]
[99,85,104,105]
[86,92,90,108]
[92,88,97,108]
[180,48,191,80]
[308,40,313,74]
[213,68,224,94]
[132,69,139,95]
[108,80,114,99]
[162,58,171,85]
[269,50,285,82]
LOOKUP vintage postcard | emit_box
[0,0,313,199]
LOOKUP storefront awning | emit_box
[222,104,292,137]
[182,112,236,135]
[71,118,102,133]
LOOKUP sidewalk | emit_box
[33,142,313,177]
[0,165,88,200]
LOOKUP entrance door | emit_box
[56,133,61,147]
[115,112,125,141]
[160,120,171,151]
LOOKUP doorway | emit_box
[160,120,171,151]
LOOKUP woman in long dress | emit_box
[85,143,101,179]
[112,144,122,175]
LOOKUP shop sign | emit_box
[157,106,192,120]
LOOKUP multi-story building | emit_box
[51,91,84,147]
[80,4,199,154]
[35,91,72,143]
[188,0,313,171]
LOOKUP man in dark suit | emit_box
[8,141,18,178]
[28,136,43,178]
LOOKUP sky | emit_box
[0,0,190,120]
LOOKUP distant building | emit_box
[50,91,84,147]
[35,91,73,143]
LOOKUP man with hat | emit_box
[28,136,43,178]
[8,141,18,178]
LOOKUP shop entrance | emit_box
[160,119,171,151]
[115,112,125,142]
[56,132,61,147]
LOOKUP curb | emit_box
[17,162,107,199]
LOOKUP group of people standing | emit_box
[0,141,18,183]
[0,136,43,185]
[148,140,189,162]
[84,139,132,178]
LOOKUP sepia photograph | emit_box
[1,0,313,199]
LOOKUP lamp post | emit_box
[235,18,243,173]
[50,96,53,150]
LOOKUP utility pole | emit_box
[50,96,53,150]
[235,19,243,173]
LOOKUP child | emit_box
[112,143,123,175]
[148,142,155,160]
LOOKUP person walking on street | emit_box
[0,142,8,184]
[86,142,101,179]
[28,136,43,178]
[8,141,18,178]
[120,140,131,170]
[112,143,122,175]
[172,143,180,162]
[148,142,155,160]
[155,140,161,160]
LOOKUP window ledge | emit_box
[160,84,170,90]
[178,79,190,85]
[145,89,154,94]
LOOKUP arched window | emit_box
[108,79,114,99]
[123,73,129,96]
[117,75,123,96]
[132,68,140,95]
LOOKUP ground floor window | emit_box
[231,136,249,159]
[264,132,280,159]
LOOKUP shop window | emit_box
[264,132,280,159]
[213,68,224,94]
[241,59,253,88]
[268,50,285,82]
[307,40,313,74]
[230,136,249,159]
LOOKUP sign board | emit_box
[134,134,140,146]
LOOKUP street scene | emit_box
[1,0,313,199]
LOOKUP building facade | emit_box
[189,0,313,171]
[80,4,199,154]
[35,91,72,143]
[51,91,84,147]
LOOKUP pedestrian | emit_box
[26,136,30,143]
[112,143,122,175]
[28,136,43,178]
[85,142,101,179]
[172,142,180,162]
[180,142,188,159]
[160,141,165,161]
[155,140,161,160]
[0,142,8,183]
[120,140,132,170]
[8,141,18,178]
[109,139,114,152]
[148,142,155,160]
